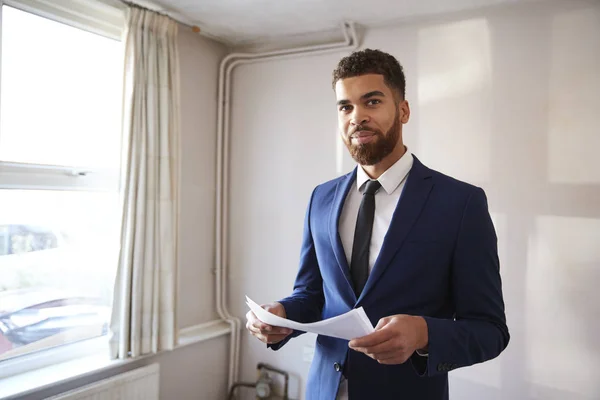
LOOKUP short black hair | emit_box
[332,49,406,100]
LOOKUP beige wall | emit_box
[229,1,600,399]
[12,24,232,400]
[178,25,229,329]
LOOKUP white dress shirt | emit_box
[336,150,414,400]
[339,151,414,273]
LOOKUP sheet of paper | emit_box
[246,296,374,341]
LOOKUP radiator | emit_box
[47,363,160,400]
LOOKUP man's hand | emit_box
[246,302,293,345]
[348,315,429,365]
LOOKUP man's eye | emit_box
[367,99,381,106]
[339,105,352,112]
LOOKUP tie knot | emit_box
[363,180,381,195]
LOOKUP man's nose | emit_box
[350,109,370,127]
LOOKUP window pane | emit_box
[0,190,120,360]
[0,6,123,169]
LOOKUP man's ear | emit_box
[399,100,410,124]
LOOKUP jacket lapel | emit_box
[328,168,357,298]
[357,156,434,304]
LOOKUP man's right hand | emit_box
[246,302,293,345]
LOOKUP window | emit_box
[0,2,124,367]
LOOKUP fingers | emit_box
[248,326,292,344]
[263,325,293,335]
[361,337,403,354]
[245,310,292,344]
[247,320,290,336]
[249,321,292,336]
[350,334,410,365]
[352,337,396,355]
[357,345,410,365]
[375,356,409,365]
[257,333,291,344]
[349,328,394,349]
[366,350,397,361]
[348,315,416,365]
[374,316,392,330]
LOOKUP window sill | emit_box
[0,320,231,400]
[0,351,126,400]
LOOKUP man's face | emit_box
[335,74,409,166]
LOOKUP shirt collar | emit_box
[356,149,414,195]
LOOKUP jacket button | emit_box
[334,362,341,372]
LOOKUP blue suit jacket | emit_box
[271,155,509,400]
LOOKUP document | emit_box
[246,296,374,341]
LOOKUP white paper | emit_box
[246,296,374,341]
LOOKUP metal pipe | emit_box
[227,382,256,400]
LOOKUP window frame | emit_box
[0,0,126,378]
[2,0,125,41]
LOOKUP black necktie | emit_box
[350,179,382,297]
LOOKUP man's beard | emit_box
[344,113,400,166]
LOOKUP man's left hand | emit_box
[348,315,429,365]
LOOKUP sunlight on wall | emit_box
[526,216,600,397]
[416,19,492,184]
[547,7,600,184]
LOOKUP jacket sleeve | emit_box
[269,186,325,351]
[414,187,510,376]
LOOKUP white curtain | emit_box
[109,6,180,359]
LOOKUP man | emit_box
[246,49,509,400]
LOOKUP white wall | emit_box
[14,24,232,400]
[229,1,600,399]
